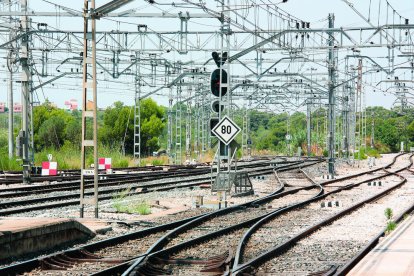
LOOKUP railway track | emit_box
[0,161,284,216]
[119,153,411,276]
[230,153,414,276]
[0,164,203,185]
[0,160,320,275]
[0,160,275,192]
[0,157,302,186]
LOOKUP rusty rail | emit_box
[231,153,412,275]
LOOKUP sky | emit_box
[0,0,413,110]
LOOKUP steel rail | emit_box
[0,161,274,200]
[0,165,279,216]
[231,153,412,275]
[119,161,328,275]
[0,159,275,185]
[332,167,414,276]
[0,160,312,275]
[80,156,399,275]
[116,155,404,275]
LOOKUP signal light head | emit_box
[210,69,228,97]
[211,100,224,113]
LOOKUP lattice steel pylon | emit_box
[167,87,174,164]
[242,97,251,159]
[306,98,312,157]
[175,86,182,164]
[80,0,98,218]
[327,13,337,175]
[355,58,365,162]
[133,54,141,165]
[201,95,208,154]
[193,81,203,161]
[185,86,192,161]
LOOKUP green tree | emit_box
[99,101,134,153]
[99,99,165,156]
[140,99,166,155]
[37,116,66,149]
[33,101,74,150]
[65,119,82,147]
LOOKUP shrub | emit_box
[0,153,21,171]
[152,159,164,166]
[384,207,393,221]
[386,221,397,233]
[111,187,131,212]
[129,201,151,215]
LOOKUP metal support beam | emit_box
[327,13,336,175]
[80,0,99,218]
[167,87,174,164]
[306,99,312,157]
[8,73,13,159]
[133,55,141,164]
[19,0,31,183]
[185,86,192,160]
[175,86,182,164]
[7,0,14,159]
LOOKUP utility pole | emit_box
[356,59,363,162]
[306,99,312,156]
[8,0,13,159]
[185,86,192,161]
[19,0,31,183]
[80,0,99,218]
[327,13,336,175]
[175,86,182,164]
[370,111,375,148]
[342,88,350,158]
[133,53,141,165]
[167,87,173,164]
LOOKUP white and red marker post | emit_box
[41,162,58,176]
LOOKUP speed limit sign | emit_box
[212,116,241,145]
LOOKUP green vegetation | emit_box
[1,101,414,170]
[386,221,397,233]
[0,99,166,171]
[384,207,396,234]
[384,207,393,220]
[111,188,151,215]
[129,201,152,215]
[354,147,381,160]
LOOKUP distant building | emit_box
[86,100,94,111]
[0,102,5,113]
[64,99,78,111]
[13,103,22,113]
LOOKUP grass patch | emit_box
[366,147,381,158]
[112,187,151,215]
[384,207,393,220]
[129,201,152,215]
[386,221,397,233]
[0,153,22,171]
[384,207,396,234]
